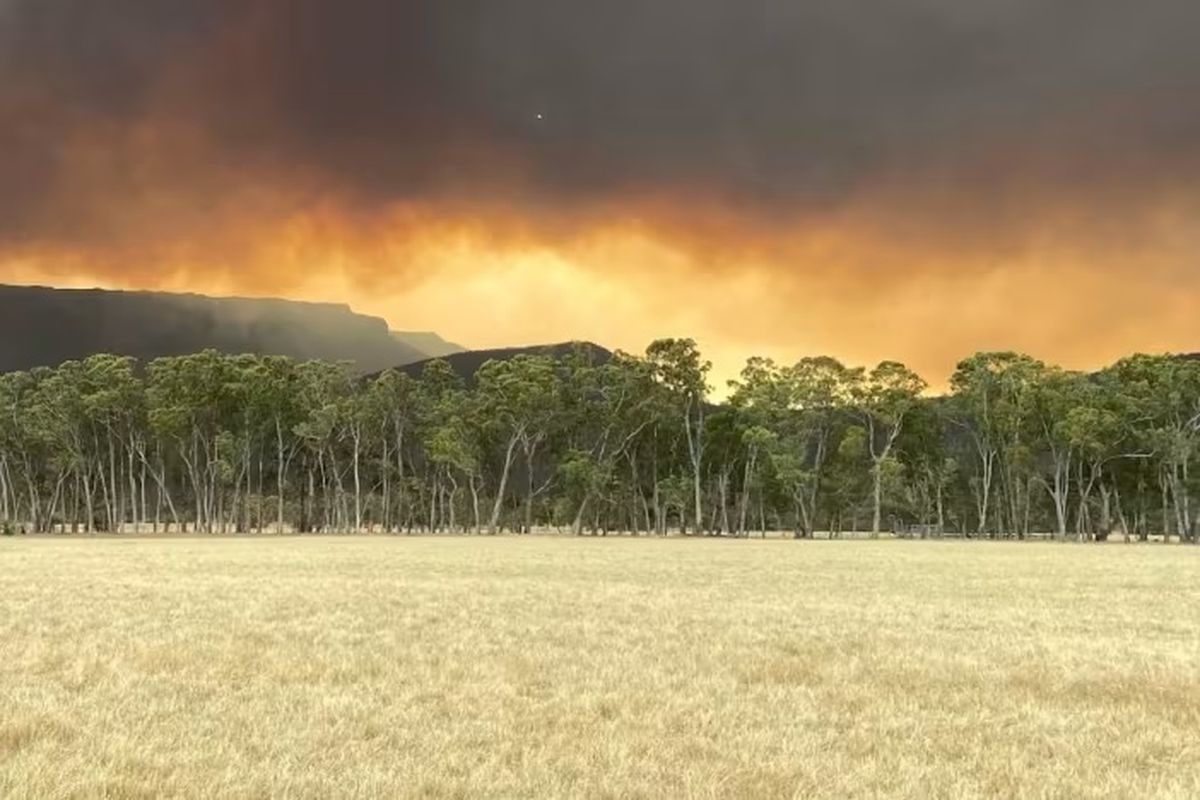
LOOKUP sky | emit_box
[3,0,1200,387]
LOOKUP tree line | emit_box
[0,341,1197,541]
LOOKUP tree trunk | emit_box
[380,436,391,532]
[276,419,287,535]
[523,442,536,534]
[488,435,520,534]
[352,429,363,532]
[571,492,591,536]
[469,474,481,534]
[738,451,756,537]
[871,460,883,537]
[685,400,704,533]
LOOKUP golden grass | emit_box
[1,536,1197,799]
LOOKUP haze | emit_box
[3,0,1199,385]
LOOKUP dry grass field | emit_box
[1,536,1197,799]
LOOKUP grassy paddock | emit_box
[1,537,1197,799]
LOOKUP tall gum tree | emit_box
[1029,366,1086,539]
[476,354,561,534]
[785,357,852,537]
[646,339,710,534]
[1109,355,1200,542]
[559,350,655,535]
[849,361,927,536]
[949,352,1043,537]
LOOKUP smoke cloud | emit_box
[3,0,1200,385]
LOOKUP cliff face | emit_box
[0,285,440,373]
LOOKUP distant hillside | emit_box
[397,341,614,382]
[0,285,446,373]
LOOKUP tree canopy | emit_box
[1,344,1197,542]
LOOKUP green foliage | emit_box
[0,347,1196,541]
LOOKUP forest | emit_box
[0,341,1197,542]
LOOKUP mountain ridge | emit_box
[0,284,461,373]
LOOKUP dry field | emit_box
[1,536,1197,799]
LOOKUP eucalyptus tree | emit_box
[246,356,304,534]
[412,359,472,532]
[1108,355,1200,542]
[361,369,414,532]
[701,408,744,535]
[292,360,356,532]
[825,424,871,535]
[407,359,463,531]
[622,364,684,535]
[949,352,1043,536]
[1052,373,1140,539]
[148,351,242,532]
[895,399,956,534]
[738,425,778,537]
[1027,366,1091,539]
[646,339,711,534]
[728,357,800,536]
[557,351,656,535]
[21,365,86,531]
[207,353,269,533]
[1089,365,1163,540]
[0,373,18,527]
[41,355,136,532]
[727,358,777,536]
[849,361,927,535]
[783,357,852,537]
[476,354,562,533]
[425,390,482,533]
[342,382,376,532]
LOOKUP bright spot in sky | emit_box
[536,113,544,120]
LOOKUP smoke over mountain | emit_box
[0,285,461,373]
[3,1,1200,383]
